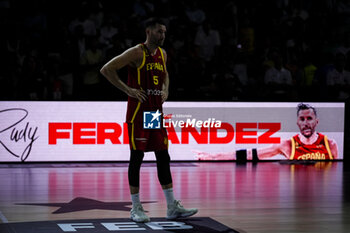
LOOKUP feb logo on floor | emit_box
[0,217,238,233]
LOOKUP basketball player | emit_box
[100,18,197,223]
[195,103,338,161]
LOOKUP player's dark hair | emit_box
[297,103,317,116]
[144,17,165,29]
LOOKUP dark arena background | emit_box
[0,0,350,232]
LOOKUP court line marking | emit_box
[0,210,9,223]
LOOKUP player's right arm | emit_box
[194,139,291,160]
[100,46,147,102]
[256,139,290,159]
[194,150,236,160]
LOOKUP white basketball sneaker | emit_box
[130,203,150,223]
[166,200,198,220]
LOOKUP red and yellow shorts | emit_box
[127,122,168,152]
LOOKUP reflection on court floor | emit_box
[0,162,348,233]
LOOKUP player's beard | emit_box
[155,38,164,47]
[301,127,314,138]
[150,35,164,47]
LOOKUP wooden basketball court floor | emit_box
[0,161,350,233]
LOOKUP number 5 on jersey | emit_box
[153,76,159,85]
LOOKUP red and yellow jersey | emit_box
[290,133,333,160]
[126,44,167,124]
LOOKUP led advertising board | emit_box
[0,102,344,162]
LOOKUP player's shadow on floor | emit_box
[17,197,156,214]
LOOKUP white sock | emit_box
[163,188,175,205]
[131,193,141,207]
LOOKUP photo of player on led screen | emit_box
[195,103,339,161]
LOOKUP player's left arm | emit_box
[328,138,338,159]
[161,48,169,103]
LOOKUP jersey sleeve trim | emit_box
[324,135,334,160]
[137,45,146,85]
[290,137,296,160]
[158,47,167,72]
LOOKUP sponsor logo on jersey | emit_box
[147,89,163,96]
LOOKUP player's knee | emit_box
[155,150,172,185]
[155,150,170,163]
[158,171,172,185]
[128,150,144,187]
[130,150,144,165]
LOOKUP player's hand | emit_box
[192,150,236,160]
[162,89,169,103]
[192,150,220,160]
[127,88,147,102]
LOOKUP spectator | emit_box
[69,9,97,37]
[132,0,154,18]
[326,52,350,100]
[185,1,206,25]
[264,50,294,100]
[19,47,48,100]
[1,0,350,103]
[219,72,243,100]
[335,32,350,55]
[49,55,74,100]
[79,36,104,100]
[99,17,119,51]
[232,52,249,86]
[194,21,221,62]
[238,17,255,54]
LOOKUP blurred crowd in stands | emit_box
[1,0,350,102]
